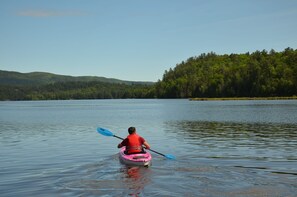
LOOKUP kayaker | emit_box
[117,127,150,154]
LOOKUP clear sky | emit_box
[1,0,297,82]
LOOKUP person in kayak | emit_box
[117,127,150,154]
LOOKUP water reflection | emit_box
[165,120,297,174]
[120,166,151,196]
[167,121,297,148]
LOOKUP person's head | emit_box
[128,127,136,134]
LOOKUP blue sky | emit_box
[1,0,297,81]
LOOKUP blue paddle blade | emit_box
[165,154,176,160]
[97,128,114,137]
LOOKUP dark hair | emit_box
[128,127,136,134]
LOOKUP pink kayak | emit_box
[119,147,152,167]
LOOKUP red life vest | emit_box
[126,133,144,154]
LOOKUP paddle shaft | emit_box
[113,135,124,140]
[147,149,166,157]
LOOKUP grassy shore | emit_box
[189,96,297,101]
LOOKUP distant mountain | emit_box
[0,70,154,86]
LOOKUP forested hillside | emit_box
[1,48,296,100]
[0,70,151,85]
[155,48,297,98]
[0,70,154,100]
[0,81,154,100]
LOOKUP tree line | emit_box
[1,47,296,100]
[155,48,297,98]
[0,81,154,100]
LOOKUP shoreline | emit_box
[189,96,297,101]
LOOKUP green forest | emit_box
[155,47,297,98]
[1,47,297,100]
[0,81,154,100]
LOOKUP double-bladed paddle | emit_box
[97,127,176,160]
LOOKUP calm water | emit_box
[1,99,297,196]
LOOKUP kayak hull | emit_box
[119,147,152,167]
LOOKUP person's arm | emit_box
[143,141,150,149]
[118,138,128,148]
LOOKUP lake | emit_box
[1,99,297,196]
